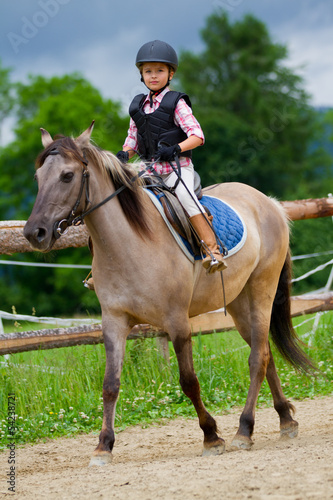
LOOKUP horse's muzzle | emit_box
[23,220,54,252]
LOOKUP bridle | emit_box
[51,149,92,239]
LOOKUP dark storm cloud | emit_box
[1,0,332,125]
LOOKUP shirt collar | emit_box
[144,86,170,105]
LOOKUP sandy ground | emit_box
[1,396,333,499]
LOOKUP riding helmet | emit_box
[135,40,178,72]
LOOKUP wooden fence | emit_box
[1,196,332,356]
[0,293,332,355]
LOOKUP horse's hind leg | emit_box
[226,291,272,451]
[170,324,225,456]
[227,294,298,450]
[232,327,298,441]
[266,346,298,439]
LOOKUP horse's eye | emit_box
[61,171,74,183]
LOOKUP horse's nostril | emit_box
[36,227,46,242]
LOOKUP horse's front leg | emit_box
[171,326,225,456]
[89,317,128,467]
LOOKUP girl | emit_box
[118,40,227,274]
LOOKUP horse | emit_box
[24,123,314,466]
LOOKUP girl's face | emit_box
[141,62,174,91]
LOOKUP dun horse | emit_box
[24,123,313,466]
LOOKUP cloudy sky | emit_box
[1,0,332,142]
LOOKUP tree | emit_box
[0,73,129,316]
[176,12,331,199]
[0,73,128,220]
[322,108,333,158]
[0,60,15,131]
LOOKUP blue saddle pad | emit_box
[182,195,247,260]
[145,189,247,263]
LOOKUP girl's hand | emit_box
[116,151,130,163]
[156,144,181,161]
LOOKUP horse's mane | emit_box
[36,136,151,238]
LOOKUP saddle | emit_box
[144,171,204,255]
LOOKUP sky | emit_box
[1,0,333,144]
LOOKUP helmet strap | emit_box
[148,82,170,107]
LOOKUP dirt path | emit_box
[1,396,333,499]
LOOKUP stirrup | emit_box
[203,257,227,274]
[202,256,227,274]
[83,271,95,291]
[200,241,227,274]
[83,277,95,291]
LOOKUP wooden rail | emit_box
[280,197,333,220]
[1,197,332,255]
[1,293,332,355]
[0,221,89,255]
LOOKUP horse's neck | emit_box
[85,173,129,240]
[84,170,154,261]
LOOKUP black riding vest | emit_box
[129,91,192,161]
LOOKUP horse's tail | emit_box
[270,250,316,374]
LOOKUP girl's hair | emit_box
[138,62,174,74]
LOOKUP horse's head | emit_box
[24,122,95,252]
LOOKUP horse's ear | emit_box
[76,121,95,149]
[40,128,53,148]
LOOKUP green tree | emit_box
[0,73,128,220]
[176,12,330,198]
[322,108,333,157]
[0,73,129,316]
[0,59,15,130]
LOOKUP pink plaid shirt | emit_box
[123,88,205,175]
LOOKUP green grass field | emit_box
[1,312,333,449]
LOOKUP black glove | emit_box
[156,144,181,162]
[116,150,129,163]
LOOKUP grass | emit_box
[1,312,333,449]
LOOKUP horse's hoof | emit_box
[88,452,112,467]
[229,436,253,451]
[280,422,298,439]
[202,438,225,456]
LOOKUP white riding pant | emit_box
[160,165,205,217]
